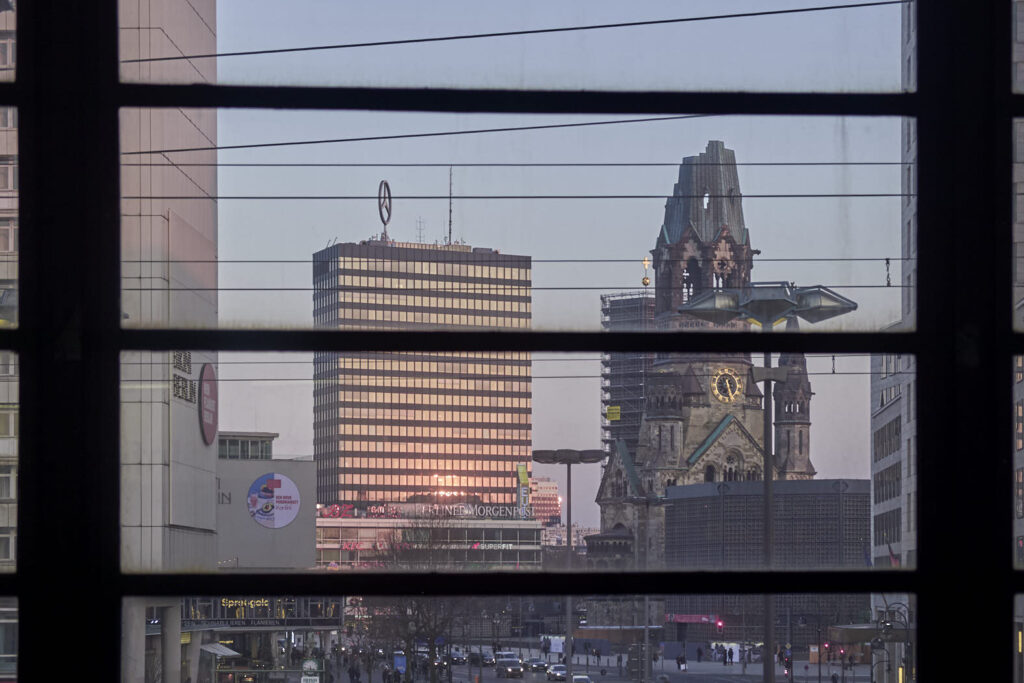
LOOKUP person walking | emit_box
[728,648,734,665]
[617,652,623,676]
[680,654,687,673]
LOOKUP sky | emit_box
[147,0,905,528]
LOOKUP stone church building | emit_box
[586,140,817,571]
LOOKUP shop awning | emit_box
[201,643,240,657]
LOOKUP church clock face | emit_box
[711,367,742,403]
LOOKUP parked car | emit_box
[496,657,524,678]
[572,676,593,683]
[546,665,567,681]
[526,658,547,672]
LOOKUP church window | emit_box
[658,426,663,451]
[786,430,792,455]
[670,425,675,449]
[704,465,716,483]
[798,431,804,456]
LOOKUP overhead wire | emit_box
[120,1,907,64]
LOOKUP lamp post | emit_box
[679,281,858,683]
[876,601,913,683]
[532,449,605,681]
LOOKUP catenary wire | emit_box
[121,114,712,155]
[119,161,910,168]
[121,1,907,64]
[121,193,910,199]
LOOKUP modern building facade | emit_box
[119,0,219,681]
[315,504,542,570]
[600,293,655,457]
[662,479,870,652]
[0,3,16,582]
[530,476,561,526]
[215,432,315,571]
[312,239,532,507]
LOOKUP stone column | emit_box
[162,605,182,683]
[122,598,147,683]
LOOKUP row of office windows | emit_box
[329,374,530,392]
[337,487,516,505]
[336,423,531,440]
[320,441,531,457]
[330,356,531,376]
[331,309,531,328]
[338,474,519,488]
[328,290,531,312]
[874,462,902,504]
[337,407,531,424]
[318,350,531,364]
[878,382,902,408]
[333,257,530,281]
[873,507,902,546]
[323,391,531,408]
[332,274,530,295]
[0,218,16,254]
[334,455,529,472]
[317,526,541,544]
[872,417,902,462]
[878,354,904,379]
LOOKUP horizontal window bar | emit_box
[119,330,920,354]
[117,569,918,596]
[116,83,918,117]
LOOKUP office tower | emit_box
[600,293,655,457]
[312,239,532,507]
[530,476,561,526]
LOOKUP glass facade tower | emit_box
[312,240,532,506]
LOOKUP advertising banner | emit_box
[247,472,302,528]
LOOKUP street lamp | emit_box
[876,601,913,683]
[532,449,605,681]
[679,280,857,683]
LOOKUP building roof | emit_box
[685,414,763,466]
[665,478,869,499]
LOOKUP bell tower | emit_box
[774,318,816,480]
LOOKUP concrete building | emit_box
[661,479,871,652]
[118,0,220,681]
[530,476,561,526]
[315,502,541,570]
[541,523,599,549]
[215,432,315,571]
[312,239,532,507]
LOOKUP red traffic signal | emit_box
[823,642,829,649]
[839,647,845,655]
[716,619,724,634]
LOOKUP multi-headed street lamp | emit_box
[532,449,605,680]
[679,281,857,683]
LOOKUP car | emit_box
[483,653,496,666]
[449,653,467,665]
[546,665,567,681]
[572,676,593,683]
[526,658,547,672]
[496,657,524,678]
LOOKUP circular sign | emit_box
[247,473,302,528]
[378,180,393,227]
[198,363,218,445]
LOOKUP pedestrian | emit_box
[617,652,623,675]
[696,647,702,664]
[831,673,839,683]
[680,654,687,673]
[728,648,734,665]
[722,648,727,667]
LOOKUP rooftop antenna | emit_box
[447,166,453,245]
[416,217,426,243]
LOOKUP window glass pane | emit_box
[123,593,913,683]
[121,110,912,333]
[119,0,904,92]
[120,350,911,572]
[0,599,15,680]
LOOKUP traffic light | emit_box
[716,619,724,634]
[839,647,845,656]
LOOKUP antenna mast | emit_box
[448,166,453,245]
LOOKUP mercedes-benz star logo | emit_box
[378,180,393,227]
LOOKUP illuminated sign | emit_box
[198,363,218,445]
[220,598,270,609]
[247,473,301,528]
[318,502,534,520]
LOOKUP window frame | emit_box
[1,0,1017,681]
